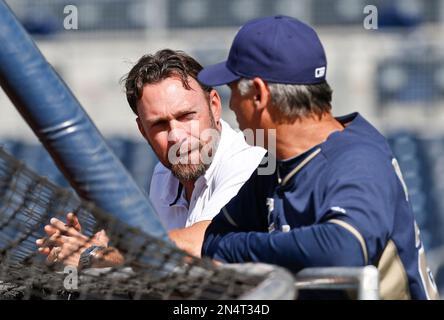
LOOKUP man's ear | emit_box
[251,77,270,111]
[136,117,147,140]
[209,89,222,127]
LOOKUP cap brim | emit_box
[197,61,240,87]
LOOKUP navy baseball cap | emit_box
[198,15,327,86]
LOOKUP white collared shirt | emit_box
[149,119,266,230]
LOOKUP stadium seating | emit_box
[0,138,157,194]
[387,132,444,296]
[7,0,443,33]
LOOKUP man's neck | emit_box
[274,113,344,160]
[181,180,195,203]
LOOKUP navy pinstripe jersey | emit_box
[202,112,439,299]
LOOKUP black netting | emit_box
[0,147,295,300]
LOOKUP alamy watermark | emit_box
[62,4,378,31]
[63,5,78,30]
[363,5,378,30]
[165,125,276,176]
[63,265,78,290]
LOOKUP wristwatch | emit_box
[79,245,106,270]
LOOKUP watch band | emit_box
[79,245,106,270]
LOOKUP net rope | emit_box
[0,147,295,300]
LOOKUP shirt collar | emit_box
[160,172,180,205]
[277,145,321,180]
[169,183,183,206]
[277,112,361,179]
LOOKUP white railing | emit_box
[294,266,379,300]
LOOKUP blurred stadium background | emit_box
[1,0,444,297]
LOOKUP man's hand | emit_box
[36,213,109,267]
[168,220,211,258]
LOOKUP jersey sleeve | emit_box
[202,149,397,272]
[315,151,397,265]
[203,222,365,272]
[201,169,269,256]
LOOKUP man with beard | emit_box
[36,49,265,267]
[128,49,265,255]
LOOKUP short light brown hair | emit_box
[122,49,212,115]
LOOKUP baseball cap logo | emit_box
[315,66,326,78]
